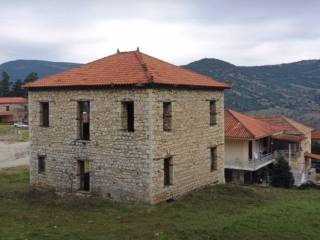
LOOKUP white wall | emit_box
[225,139,249,163]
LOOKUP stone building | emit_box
[0,97,28,123]
[25,49,231,203]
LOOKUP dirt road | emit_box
[0,141,29,169]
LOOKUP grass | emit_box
[1,168,320,240]
[0,124,13,132]
[21,130,29,141]
[0,124,29,141]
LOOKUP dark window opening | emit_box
[209,100,217,126]
[164,157,173,186]
[6,106,9,111]
[225,169,233,183]
[210,147,217,171]
[40,102,49,127]
[163,102,172,131]
[248,141,253,160]
[122,101,134,132]
[78,101,90,140]
[38,155,46,173]
[261,137,270,155]
[78,160,90,191]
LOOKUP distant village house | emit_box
[0,97,28,124]
[224,109,317,186]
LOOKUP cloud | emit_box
[0,0,319,65]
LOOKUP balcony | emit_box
[225,153,275,171]
[274,149,302,160]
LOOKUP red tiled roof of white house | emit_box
[0,97,27,105]
[312,130,320,140]
[225,110,313,141]
[224,109,276,139]
[255,116,313,136]
[25,49,231,90]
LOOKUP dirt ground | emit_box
[0,141,29,168]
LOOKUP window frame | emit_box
[210,147,217,172]
[163,102,172,132]
[78,101,90,141]
[40,102,49,127]
[209,100,217,126]
[164,157,173,186]
[38,155,46,174]
[121,101,134,132]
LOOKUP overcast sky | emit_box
[0,0,319,66]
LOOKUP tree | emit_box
[0,71,11,97]
[11,79,25,97]
[24,72,39,83]
[312,141,320,154]
[271,156,294,188]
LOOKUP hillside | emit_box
[1,58,319,129]
[184,59,320,129]
[0,60,81,81]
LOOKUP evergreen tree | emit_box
[0,71,11,97]
[271,156,294,188]
[11,79,25,97]
[312,141,320,154]
[24,72,39,83]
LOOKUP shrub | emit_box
[271,156,294,188]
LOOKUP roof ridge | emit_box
[283,116,313,134]
[227,109,255,138]
[141,52,232,87]
[134,51,154,83]
[281,116,303,134]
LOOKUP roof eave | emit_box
[25,82,231,91]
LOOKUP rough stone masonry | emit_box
[26,50,230,204]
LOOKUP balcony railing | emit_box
[274,149,302,160]
[225,153,275,171]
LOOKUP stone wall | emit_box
[28,87,225,203]
[291,132,312,184]
[148,89,225,203]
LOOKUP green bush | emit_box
[271,156,294,188]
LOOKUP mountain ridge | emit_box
[183,58,320,129]
[0,59,81,81]
[0,57,319,129]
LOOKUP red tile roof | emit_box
[312,130,320,140]
[225,110,313,141]
[273,133,306,142]
[224,109,276,139]
[0,111,14,116]
[255,116,313,135]
[0,97,27,105]
[25,50,231,90]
